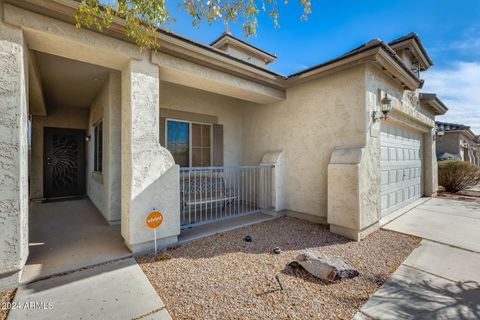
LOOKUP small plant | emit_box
[438,160,480,193]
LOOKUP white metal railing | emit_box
[179,165,274,229]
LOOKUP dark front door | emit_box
[44,127,86,198]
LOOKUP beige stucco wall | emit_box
[88,77,108,215]
[160,82,245,166]
[30,106,89,199]
[0,6,29,289]
[87,72,122,224]
[437,132,461,157]
[241,65,367,220]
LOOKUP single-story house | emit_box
[0,0,448,289]
[436,121,480,165]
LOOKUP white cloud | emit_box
[451,28,480,50]
[422,61,480,135]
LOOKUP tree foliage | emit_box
[73,0,312,49]
[438,160,480,193]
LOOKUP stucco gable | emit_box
[389,32,433,71]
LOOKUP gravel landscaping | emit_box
[0,290,15,320]
[138,217,420,320]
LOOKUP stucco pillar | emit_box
[0,22,29,289]
[424,128,438,196]
[121,58,180,253]
[260,150,286,214]
[328,147,380,241]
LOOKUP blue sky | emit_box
[163,0,480,133]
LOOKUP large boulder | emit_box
[290,250,359,282]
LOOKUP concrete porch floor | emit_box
[21,199,131,283]
[178,211,280,245]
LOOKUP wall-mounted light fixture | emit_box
[85,135,91,142]
[436,125,445,137]
[373,93,393,122]
[433,125,445,141]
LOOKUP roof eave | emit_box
[10,0,286,86]
[375,48,422,90]
[212,35,277,63]
[389,37,433,71]
[286,45,421,90]
[440,129,477,141]
[420,94,448,115]
[211,33,277,60]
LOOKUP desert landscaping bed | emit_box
[137,217,420,320]
[0,289,16,320]
[437,191,480,204]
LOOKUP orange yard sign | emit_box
[146,211,163,229]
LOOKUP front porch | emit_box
[23,43,287,274]
[22,199,130,283]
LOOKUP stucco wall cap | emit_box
[329,147,365,165]
[261,150,285,164]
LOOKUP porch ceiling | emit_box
[34,51,112,110]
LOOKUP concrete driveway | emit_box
[384,197,480,252]
[355,197,480,320]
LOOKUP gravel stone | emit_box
[0,289,16,320]
[137,216,420,320]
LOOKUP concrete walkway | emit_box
[8,258,171,320]
[23,199,131,283]
[355,198,480,319]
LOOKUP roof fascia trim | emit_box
[390,38,432,70]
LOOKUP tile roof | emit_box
[436,121,470,131]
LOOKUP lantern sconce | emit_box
[373,92,393,122]
[434,124,445,141]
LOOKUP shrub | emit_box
[438,160,480,193]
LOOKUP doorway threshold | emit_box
[41,195,86,203]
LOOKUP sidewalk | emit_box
[354,198,480,319]
[8,258,171,320]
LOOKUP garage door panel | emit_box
[380,123,423,217]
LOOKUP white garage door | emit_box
[380,123,423,217]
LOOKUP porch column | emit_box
[424,128,438,196]
[121,58,180,253]
[0,22,29,289]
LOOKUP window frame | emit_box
[93,120,103,173]
[165,118,213,168]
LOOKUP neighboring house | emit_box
[477,136,480,162]
[0,0,448,289]
[436,122,480,165]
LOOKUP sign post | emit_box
[146,210,163,255]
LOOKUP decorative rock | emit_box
[244,235,252,242]
[291,250,359,282]
[273,247,282,254]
